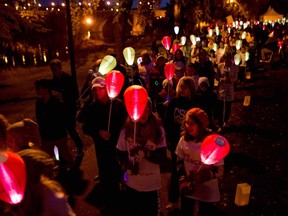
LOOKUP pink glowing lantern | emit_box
[164,63,176,81]
[162,36,171,51]
[172,44,180,53]
[200,134,230,165]
[0,151,26,204]
[105,70,124,132]
[105,70,124,99]
[124,85,148,122]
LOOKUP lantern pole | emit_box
[107,99,113,133]
[134,121,137,145]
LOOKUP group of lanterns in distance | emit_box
[0,44,230,206]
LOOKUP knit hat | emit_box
[186,108,209,129]
[7,118,41,149]
[198,77,210,87]
[162,79,173,88]
[91,77,106,89]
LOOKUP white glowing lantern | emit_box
[241,31,247,40]
[180,36,187,46]
[99,55,117,75]
[240,20,243,26]
[234,53,241,65]
[232,22,236,28]
[215,26,219,36]
[243,23,248,29]
[209,29,213,37]
[227,27,231,34]
[235,40,242,50]
[174,26,180,35]
[54,145,59,161]
[244,52,250,61]
[123,47,135,66]
[190,35,197,46]
[196,37,201,42]
[212,43,218,52]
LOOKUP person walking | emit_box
[50,59,84,156]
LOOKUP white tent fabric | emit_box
[260,6,283,22]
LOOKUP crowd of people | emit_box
[0,21,288,216]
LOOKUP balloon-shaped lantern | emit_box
[235,40,242,50]
[164,63,175,81]
[174,26,180,35]
[172,44,180,53]
[227,27,231,34]
[241,31,247,40]
[180,36,187,46]
[99,55,117,75]
[234,54,241,65]
[215,26,220,36]
[190,35,196,46]
[123,47,135,66]
[208,29,213,37]
[244,52,250,62]
[124,85,148,122]
[105,70,124,132]
[0,151,26,204]
[200,134,230,165]
[212,43,218,52]
[162,36,171,51]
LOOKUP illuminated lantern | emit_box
[124,85,148,122]
[105,70,124,99]
[234,54,241,65]
[164,63,176,80]
[244,52,250,61]
[215,26,219,36]
[54,146,59,161]
[174,26,180,35]
[212,43,218,52]
[208,28,213,37]
[172,44,180,53]
[180,36,187,46]
[190,35,196,46]
[162,36,171,51]
[123,47,135,66]
[227,27,231,34]
[236,40,242,50]
[0,151,26,204]
[241,31,247,40]
[200,134,230,165]
[99,55,117,75]
[180,36,186,46]
[105,70,124,132]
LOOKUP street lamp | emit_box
[174,26,180,39]
[85,17,93,40]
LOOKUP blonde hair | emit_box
[176,76,196,100]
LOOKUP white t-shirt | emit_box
[116,127,166,192]
[175,136,224,202]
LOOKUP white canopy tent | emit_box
[260,6,283,22]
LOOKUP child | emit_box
[175,108,224,216]
[116,99,167,216]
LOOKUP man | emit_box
[49,59,84,156]
[80,77,128,207]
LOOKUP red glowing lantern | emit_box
[124,85,148,122]
[105,70,124,99]
[200,134,230,165]
[172,44,180,53]
[0,151,26,204]
[162,36,171,51]
[164,63,176,81]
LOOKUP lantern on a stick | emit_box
[180,36,187,46]
[105,70,124,132]
[241,31,247,40]
[208,29,213,37]
[99,55,117,75]
[162,36,171,51]
[124,85,148,144]
[172,44,180,53]
[190,35,196,46]
[215,26,220,36]
[200,134,230,165]
[164,63,175,101]
[244,52,250,62]
[123,47,135,66]
[234,54,241,65]
[236,40,242,50]
[0,151,26,204]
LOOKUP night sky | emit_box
[38,0,170,8]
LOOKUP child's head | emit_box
[182,108,209,141]
[176,76,196,99]
[185,63,198,76]
[198,77,210,92]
